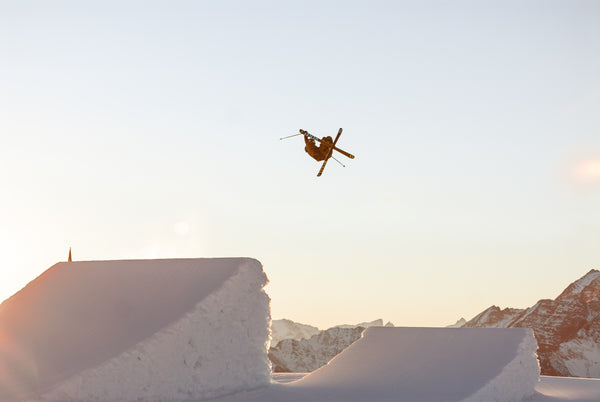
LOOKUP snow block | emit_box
[295,327,540,402]
[0,258,271,402]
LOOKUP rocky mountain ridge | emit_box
[463,269,600,377]
[268,319,392,373]
[269,270,600,378]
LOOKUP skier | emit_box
[281,128,354,176]
[302,130,334,162]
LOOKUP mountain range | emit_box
[462,269,600,378]
[269,269,600,378]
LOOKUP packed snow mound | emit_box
[0,258,271,402]
[294,327,540,401]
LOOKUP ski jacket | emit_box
[304,136,332,162]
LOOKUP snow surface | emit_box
[0,258,270,402]
[533,376,600,401]
[3,258,598,402]
[270,375,600,402]
[214,327,541,402]
[297,327,539,402]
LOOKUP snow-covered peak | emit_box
[271,319,320,346]
[447,318,467,328]
[333,319,384,329]
[463,306,524,328]
[557,269,600,301]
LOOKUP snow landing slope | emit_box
[296,327,540,402]
[0,258,270,402]
[214,327,541,402]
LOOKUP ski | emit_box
[317,159,329,177]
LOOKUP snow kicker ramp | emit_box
[293,327,540,402]
[0,258,271,402]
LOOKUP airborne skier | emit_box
[303,131,333,162]
[280,128,355,176]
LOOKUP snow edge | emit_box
[33,258,271,402]
[462,328,540,402]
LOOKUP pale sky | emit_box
[1,1,599,329]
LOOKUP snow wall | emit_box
[0,258,271,402]
[294,327,540,402]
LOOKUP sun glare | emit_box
[573,159,600,182]
[0,232,20,302]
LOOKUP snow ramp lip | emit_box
[293,326,540,401]
[0,257,262,401]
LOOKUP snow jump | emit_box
[280,128,355,176]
